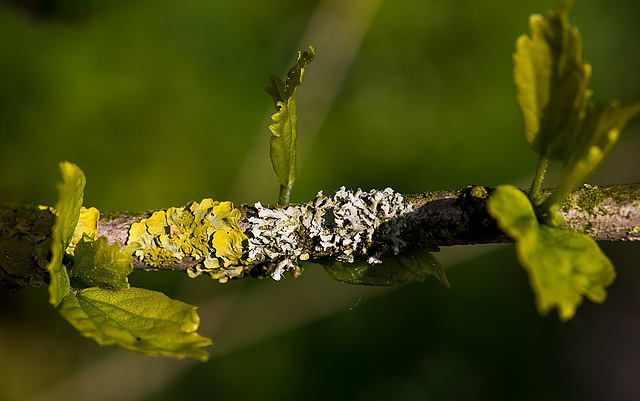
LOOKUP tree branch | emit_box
[100,183,640,268]
[2,183,639,290]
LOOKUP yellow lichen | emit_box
[126,199,248,282]
[66,207,100,255]
[212,228,246,265]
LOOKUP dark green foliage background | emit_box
[1,0,639,400]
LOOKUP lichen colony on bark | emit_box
[1,183,639,290]
[103,183,640,275]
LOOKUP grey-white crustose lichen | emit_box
[247,186,414,280]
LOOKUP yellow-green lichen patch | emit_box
[470,186,489,200]
[66,206,100,255]
[126,199,248,282]
[562,183,640,219]
[549,183,640,240]
[571,185,611,216]
[402,191,439,205]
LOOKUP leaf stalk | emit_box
[529,155,549,205]
[279,184,292,205]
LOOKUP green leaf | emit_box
[547,100,640,206]
[523,224,616,321]
[58,287,212,361]
[55,162,86,250]
[321,250,449,287]
[514,3,639,224]
[487,185,616,321]
[266,46,315,204]
[45,227,69,307]
[513,2,591,160]
[46,161,86,306]
[68,235,134,290]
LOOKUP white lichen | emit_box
[247,186,413,280]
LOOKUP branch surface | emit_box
[96,183,640,272]
[2,183,639,290]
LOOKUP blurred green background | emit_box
[1,0,640,400]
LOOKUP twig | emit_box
[95,183,640,272]
[1,183,638,290]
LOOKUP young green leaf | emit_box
[45,225,69,307]
[266,46,316,204]
[513,2,591,160]
[321,249,449,287]
[514,3,640,216]
[487,185,616,321]
[46,161,86,306]
[58,287,212,361]
[545,100,640,208]
[68,235,134,290]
